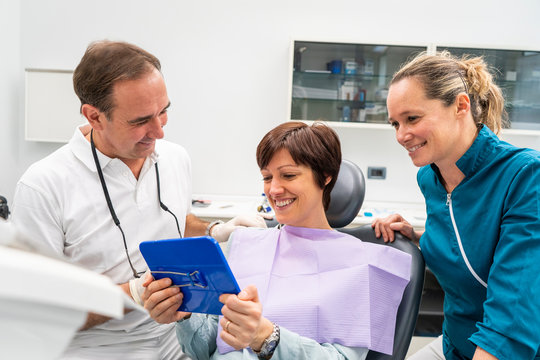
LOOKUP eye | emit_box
[389,121,399,129]
[282,173,297,180]
[262,175,271,183]
[407,115,419,122]
[133,119,149,126]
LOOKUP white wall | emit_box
[2,0,540,206]
[0,0,21,202]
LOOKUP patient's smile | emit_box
[274,198,295,208]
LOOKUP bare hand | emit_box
[141,277,191,324]
[218,285,273,351]
[371,213,419,243]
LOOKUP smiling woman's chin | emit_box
[274,211,292,224]
[410,156,429,168]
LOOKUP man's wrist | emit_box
[205,220,224,237]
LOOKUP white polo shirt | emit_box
[12,124,192,356]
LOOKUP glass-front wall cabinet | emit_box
[291,40,540,130]
[437,46,540,130]
[291,41,425,124]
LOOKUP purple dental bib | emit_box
[216,226,411,355]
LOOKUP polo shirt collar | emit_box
[69,123,160,172]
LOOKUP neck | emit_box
[87,129,145,179]
[438,165,465,193]
[286,208,332,230]
[436,119,478,193]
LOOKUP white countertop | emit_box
[191,194,426,229]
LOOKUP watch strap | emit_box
[205,220,224,236]
[253,322,280,360]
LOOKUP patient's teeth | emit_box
[275,199,294,207]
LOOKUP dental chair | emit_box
[265,159,425,360]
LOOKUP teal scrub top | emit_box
[418,125,540,360]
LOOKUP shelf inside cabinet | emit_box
[436,45,540,129]
[294,70,392,82]
[290,40,426,123]
[290,41,540,128]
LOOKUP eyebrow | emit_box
[260,164,298,172]
[128,102,171,125]
[277,164,298,170]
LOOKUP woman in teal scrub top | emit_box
[372,51,540,360]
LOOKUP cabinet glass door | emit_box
[437,46,540,130]
[291,41,426,123]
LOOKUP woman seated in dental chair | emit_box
[142,121,411,360]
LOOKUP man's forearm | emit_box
[79,312,112,330]
[79,282,133,330]
[184,213,209,237]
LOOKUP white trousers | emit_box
[61,324,190,360]
[408,335,445,360]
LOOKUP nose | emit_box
[395,123,411,145]
[267,177,284,197]
[148,115,165,139]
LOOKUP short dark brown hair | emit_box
[73,40,161,118]
[256,121,341,210]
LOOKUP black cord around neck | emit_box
[90,129,182,278]
[155,163,181,236]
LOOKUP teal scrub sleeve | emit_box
[469,160,540,359]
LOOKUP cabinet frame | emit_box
[288,39,540,135]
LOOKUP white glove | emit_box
[129,270,151,306]
[211,214,269,243]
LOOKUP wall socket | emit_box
[367,166,386,180]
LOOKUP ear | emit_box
[455,93,470,117]
[81,104,106,130]
[324,175,332,186]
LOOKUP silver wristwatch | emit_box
[205,220,224,236]
[253,323,280,359]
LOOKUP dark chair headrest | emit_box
[0,196,9,220]
[325,159,365,228]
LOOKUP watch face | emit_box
[257,324,280,359]
[266,339,278,352]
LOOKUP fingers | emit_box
[219,312,261,350]
[371,214,409,242]
[219,285,257,304]
[219,318,244,350]
[230,214,268,228]
[145,286,183,324]
[238,285,258,301]
[258,213,274,221]
[142,271,154,287]
[141,277,173,302]
[390,222,411,239]
[141,277,185,324]
[218,285,263,350]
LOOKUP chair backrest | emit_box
[264,159,365,228]
[325,159,365,228]
[339,225,426,360]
